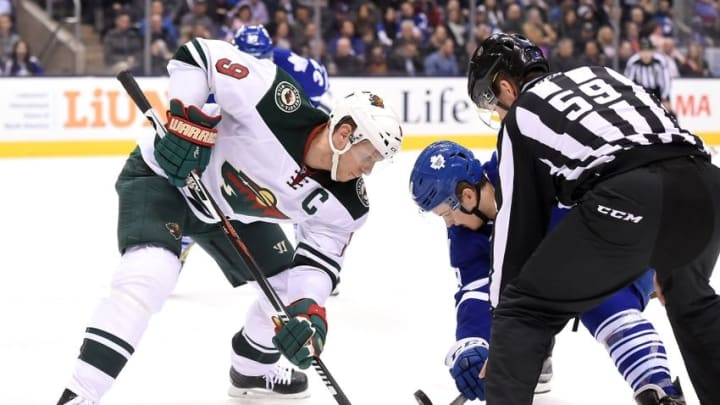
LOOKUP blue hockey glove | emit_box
[272,298,327,369]
[154,99,221,187]
[446,338,489,401]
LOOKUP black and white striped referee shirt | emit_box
[489,66,707,305]
[624,52,672,101]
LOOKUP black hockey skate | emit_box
[635,378,686,405]
[228,365,309,398]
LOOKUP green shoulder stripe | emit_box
[172,43,199,68]
[171,39,208,70]
[191,38,208,70]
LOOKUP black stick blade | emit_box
[414,389,434,405]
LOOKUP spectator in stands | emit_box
[577,0,605,28]
[474,6,498,35]
[501,4,524,34]
[391,19,423,64]
[139,1,178,49]
[578,22,599,54]
[365,44,389,75]
[354,2,378,41]
[294,21,319,57]
[103,10,142,75]
[331,36,362,75]
[237,0,269,25]
[426,25,451,55]
[470,23,493,47]
[3,39,42,76]
[213,0,238,27]
[423,37,459,76]
[388,40,423,76]
[275,0,294,25]
[180,0,215,37]
[484,0,505,30]
[308,35,331,70]
[522,7,557,57]
[597,24,617,60]
[443,1,467,56]
[376,6,399,47]
[629,7,648,34]
[549,37,580,72]
[557,8,583,52]
[680,42,712,77]
[272,20,292,51]
[329,20,365,60]
[398,1,429,43]
[654,0,675,37]
[234,4,253,27]
[290,5,313,53]
[323,2,350,44]
[579,39,609,66]
[624,21,642,52]
[416,0,442,29]
[659,37,683,77]
[191,21,213,39]
[146,38,173,76]
[617,39,634,71]
[147,13,177,50]
[0,13,18,60]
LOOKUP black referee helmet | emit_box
[467,33,549,111]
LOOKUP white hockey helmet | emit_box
[328,90,404,160]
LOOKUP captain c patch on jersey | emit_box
[274,81,301,113]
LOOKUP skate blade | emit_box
[227,386,311,400]
[534,380,552,394]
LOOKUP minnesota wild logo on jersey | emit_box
[220,162,289,220]
[274,81,301,113]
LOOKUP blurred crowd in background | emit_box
[0,0,718,77]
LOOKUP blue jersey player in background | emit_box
[234,24,333,113]
[409,141,685,405]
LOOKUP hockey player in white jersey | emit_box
[178,24,335,269]
[56,36,403,404]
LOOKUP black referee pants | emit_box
[485,155,720,405]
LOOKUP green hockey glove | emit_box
[154,98,221,187]
[272,298,327,369]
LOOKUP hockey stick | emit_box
[414,389,466,405]
[116,70,352,405]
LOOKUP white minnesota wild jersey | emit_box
[137,37,369,277]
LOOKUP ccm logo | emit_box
[597,205,643,223]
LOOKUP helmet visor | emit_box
[468,58,502,129]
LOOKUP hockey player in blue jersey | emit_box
[409,141,685,405]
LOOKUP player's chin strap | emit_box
[328,123,352,181]
[459,180,491,224]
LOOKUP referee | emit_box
[467,33,720,405]
[624,37,673,112]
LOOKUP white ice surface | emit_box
[0,150,717,405]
